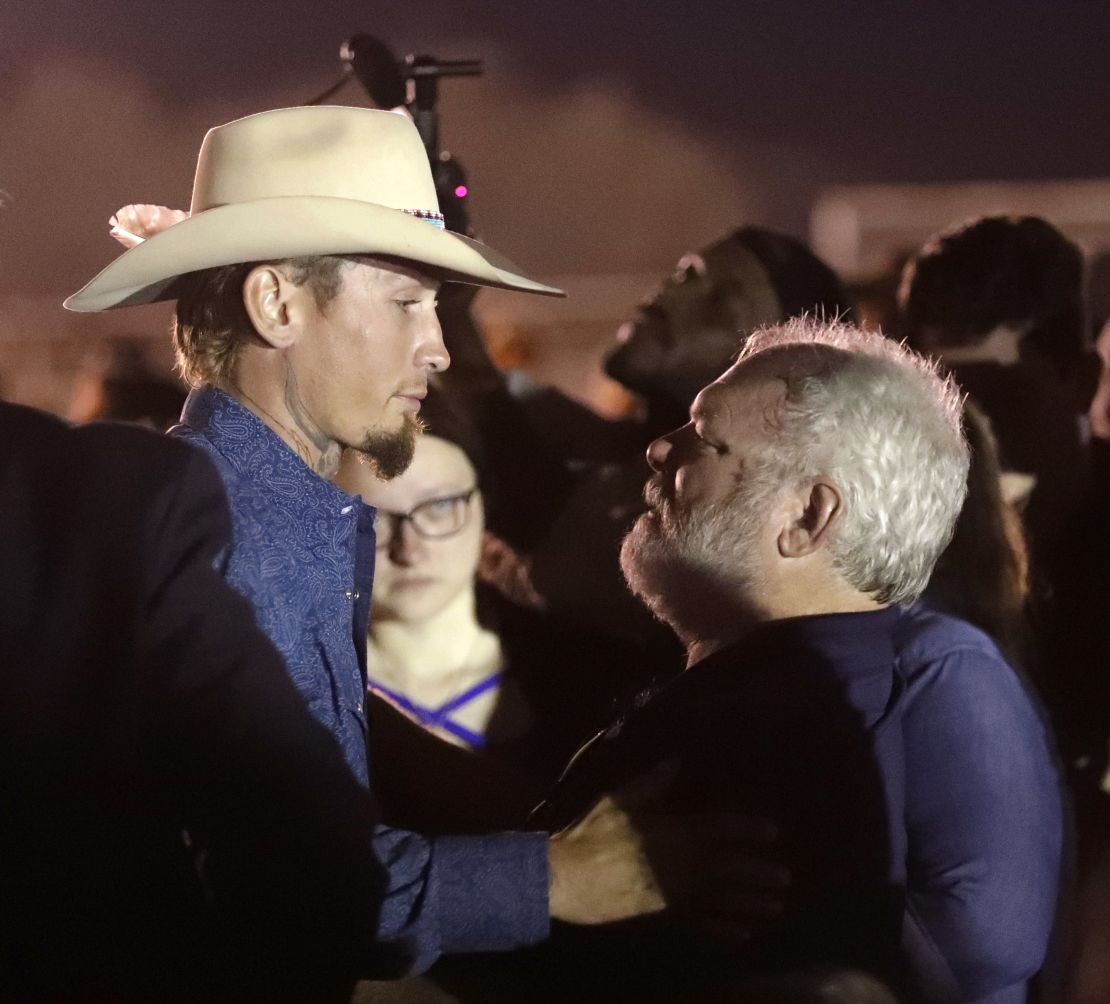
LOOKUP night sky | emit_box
[3,1,1110,315]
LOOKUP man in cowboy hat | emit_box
[66,105,742,975]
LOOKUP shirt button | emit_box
[356,700,364,713]
[345,589,361,600]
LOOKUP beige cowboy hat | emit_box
[65,105,563,312]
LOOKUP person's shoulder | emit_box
[0,399,70,457]
[0,404,230,568]
[74,418,222,497]
[1,401,207,491]
[77,416,194,459]
[893,603,1027,703]
[169,418,232,468]
[169,419,261,511]
[894,603,1003,661]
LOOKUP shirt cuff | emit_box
[430,831,550,954]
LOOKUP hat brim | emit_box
[64,196,563,311]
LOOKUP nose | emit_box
[646,434,673,472]
[417,309,450,374]
[387,518,428,567]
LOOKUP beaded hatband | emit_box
[403,208,446,229]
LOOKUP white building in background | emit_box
[809,178,1110,280]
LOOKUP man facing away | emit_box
[65,104,739,977]
[0,401,386,1001]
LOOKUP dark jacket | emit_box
[438,607,907,1003]
[0,402,385,1001]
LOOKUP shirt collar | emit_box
[179,384,371,518]
[699,606,899,674]
[686,606,901,728]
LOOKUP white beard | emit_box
[619,483,768,644]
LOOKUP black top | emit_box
[368,587,661,834]
[0,402,385,1001]
[441,607,908,1002]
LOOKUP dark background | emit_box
[1,2,1108,358]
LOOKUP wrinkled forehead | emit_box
[704,343,844,415]
[730,342,847,385]
[694,360,789,429]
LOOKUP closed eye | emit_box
[693,428,725,454]
[397,297,440,313]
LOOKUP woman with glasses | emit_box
[341,431,532,751]
[335,389,640,833]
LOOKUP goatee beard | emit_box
[354,414,424,480]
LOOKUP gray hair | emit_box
[737,316,969,605]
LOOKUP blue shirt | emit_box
[172,386,549,974]
[530,604,1063,1002]
[895,605,1065,1004]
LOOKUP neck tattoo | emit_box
[231,383,339,478]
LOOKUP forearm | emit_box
[371,827,550,976]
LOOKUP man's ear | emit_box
[777,480,842,558]
[242,264,303,350]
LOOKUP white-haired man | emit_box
[522,318,1063,1001]
[65,105,741,978]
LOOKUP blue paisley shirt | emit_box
[172,387,549,975]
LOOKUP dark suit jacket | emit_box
[0,402,386,1001]
[440,607,907,1003]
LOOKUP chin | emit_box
[390,586,462,624]
[376,598,428,625]
[620,517,672,604]
[605,355,654,397]
[354,417,420,480]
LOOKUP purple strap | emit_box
[369,671,505,749]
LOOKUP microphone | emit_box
[340,35,406,109]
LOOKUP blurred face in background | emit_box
[604,238,782,409]
[337,434,483,623]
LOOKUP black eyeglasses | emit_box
[373,488,478,549]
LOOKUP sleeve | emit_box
[370,828,550,975]
[136,444,388,988]
[900,643,1065,1002]
[160,442,551,977]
